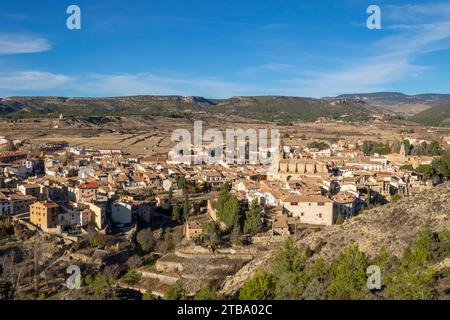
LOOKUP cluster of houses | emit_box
[0,134,447,244]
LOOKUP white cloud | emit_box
[276,3,450,97]
[385,2,450,23]
[376,3,450,55]
[0,13,29,21]
[240,63,296,78]
[273,59,428,97]
[378,22,450,56]
[0,70,257,98]
[0,33,51,54]
[0,71,71,91]
[259,63,294,70]
[73,73,256,98]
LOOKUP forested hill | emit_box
[0,95,375,123]
[410,103,450,127]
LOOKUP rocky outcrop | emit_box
[219,183,450,297]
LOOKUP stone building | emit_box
[281,194,335,226]
[271,159,328,181]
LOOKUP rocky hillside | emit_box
[0,96,213,118]
[337,92,450,116]
[219,183,450,296]
[3,93,450,123]
[337,92,450,106]
[209,96,375,122]
[0,95,376,123]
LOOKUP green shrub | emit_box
[391,194,401,203]
[83,274,93,286]
[123,269,141,285]
[442,267,450,277]
[194,284,219,300]
[385,229,438,300]
[142,290,156,300]
[307,141,329,150]
[164,281,189,300]
[385,266,436,300]
[84,273,112,296]
[90,233,106,249]
[239,269,276,300]
[92,274,111,296]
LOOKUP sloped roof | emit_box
[283,194,332,203]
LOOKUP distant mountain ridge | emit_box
[0,95,375,123]
[336,92,450,104]
[335,92,450,117]
[1,92,449,126]
[335,92,450,125]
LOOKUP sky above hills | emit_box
[0,0,450,98]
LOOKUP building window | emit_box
[291,202,298,206]
[318,202,325,206]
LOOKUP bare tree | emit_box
[34,242,41,294]
[0,250,24,299]
[103,264,121,280]
[0,251,16,284]
[127,255,143,269]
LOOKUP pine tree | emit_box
[244,199,263,234]
[177,176,186,192]
[172,203,181,222]
[203,222,221,246]
[327,243,369,300]
[231,222,242,246]
[216,183,241,231]
[183,192,190,220]
[271,237,307,299]
[385,229,438,300]
[239,269,276,300]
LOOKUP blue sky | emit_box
[0,0,450,98]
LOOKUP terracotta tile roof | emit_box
[0,188,36,201]
[39,201,59,209]
[332,191,357,204]
[76,182,99,189]
[283,194,332,203]
[20,184,40,189]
